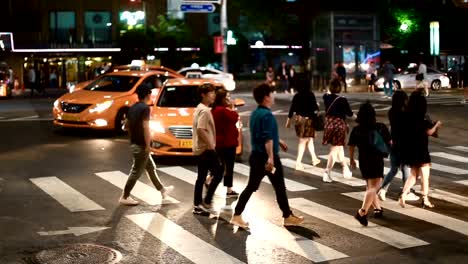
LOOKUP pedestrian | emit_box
[416,59,429,97]
[377,91,419,201]
[276,61,289,93]
[204,88,239,198]
[119,85,174,206]
[265,66,275,88]
[27,66,36,97]
[366,61,377,93]
[382,61,396,98]
[285,79,320,170]
[288,65,296,93]
[336,61,347,93]
[322,79,354,182]
[192,83,224,215]
[8,66,14,93]
[49,69,58,88]
[230,83,304,228]
[399,91,442,208]
[349,102,390,226]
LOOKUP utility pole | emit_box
[220,0,228,72]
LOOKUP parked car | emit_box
[178,66,236,91]
[53,70,178,134]
[376,66,450,91]
[149,78,244,158]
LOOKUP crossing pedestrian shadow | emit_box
[285,225,321,239]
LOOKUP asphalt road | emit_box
[1,90,468,263]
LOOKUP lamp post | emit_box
[220,0,228,72]
[430,21,440,70]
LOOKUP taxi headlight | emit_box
[53,99,60,109]
[89,100,113,113]
[149,120,165,133]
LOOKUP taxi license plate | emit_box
[179,140,192,148]
[61,114,80,122]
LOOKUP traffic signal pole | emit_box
[221,0,228,72]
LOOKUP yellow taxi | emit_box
[53,70,180,133]
[149,78,244,158]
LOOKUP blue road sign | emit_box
[180,3,216,13]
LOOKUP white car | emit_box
[178,66,236,91]
[376,67,450,91]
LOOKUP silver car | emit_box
[376,66,451,91]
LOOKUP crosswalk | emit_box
[25,145,468,262]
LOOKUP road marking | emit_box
[127,213,245,264]
[455,180,468,186]
[343,192,468,237]
[238,110,252,117]
[289,197,429,249]
[234,163,317,191]
[38,226,110,236]
[95,171,179,205]
[411,186,468,208]
[430,162,468,175]
[282,158,366,187]
[157,166,225,196]
[447,146,468,153]
[30,176,105,212]
[0,117,53,122]
[431,152,468,163]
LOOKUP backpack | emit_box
[369,128,390,157]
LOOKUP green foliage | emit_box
[381,8,423,49]
[150,15,191,44]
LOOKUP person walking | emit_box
[276,61,290,93]
[265,66,275,88]
[416,60,429,97]
[366,61,377,93]
[349,102,390,226]
[285,79,321,170]
[230,83,304,229]
[204,88,240,197]
[27,66,36,97]
[322,79,354,182]
[192,83,224,215]
[336,62,347,93]
[119,85,174,206]
[382,61,396,98]
[377,91,419,201]
[399,91,442,208]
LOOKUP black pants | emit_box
[194,150,224,206]
[216,146,236,187]
[234,153,292,218]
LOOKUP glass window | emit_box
[157,85,199,107]
[50,11,76,43]
[84,75,140,92]
[85,11,112,43]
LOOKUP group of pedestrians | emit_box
[265,61,297,94]
[119,78,441,230]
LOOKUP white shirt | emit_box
[418,63,427,80]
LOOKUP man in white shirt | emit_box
[417,60,429,97]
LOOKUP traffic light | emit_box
[226,30,237,45]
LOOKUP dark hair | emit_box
[329,78,342,94]
[136,84,151,100]
[391,90,408,112]
[407,90,427,120]
[213,88,229,107]
[197,83,215,98]
[253,83,273,104]
[295,78,310,93]
[356,101,376,127]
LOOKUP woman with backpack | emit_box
[348,102,391,226]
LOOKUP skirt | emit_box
[294,116,315,138]
[322,116,347,146]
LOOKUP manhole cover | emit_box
[34,243,122,264]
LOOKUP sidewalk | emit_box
[10,88,68,99]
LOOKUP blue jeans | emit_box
[381,149,409,191]
[383,79,393,97]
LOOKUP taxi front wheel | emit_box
[115,108,128,135]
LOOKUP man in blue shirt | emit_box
[230,83,304,228]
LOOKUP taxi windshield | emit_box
[157,85,199,107]
[84,75,140,92]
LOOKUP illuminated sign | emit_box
[120,11,145,27]
[430,21,440,56]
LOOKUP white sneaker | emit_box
[406,192,420,201]
[322,171,333,183]
[161,185,174,199]
[119,196,139,206]
[343,167,352,179]
[312,159,321,166]
[378,189,387,201]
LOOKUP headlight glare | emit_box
[89,100,113,113]
[149,120,165,133]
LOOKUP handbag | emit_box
[370,129,390,157]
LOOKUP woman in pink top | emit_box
[205,88,240,197]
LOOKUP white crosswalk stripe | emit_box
[30,176,105,212]
[447,146,468,153]
[431,152,468,163]
[289,198,429,249]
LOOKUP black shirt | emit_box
[323,94,353,120]
[127,102,150,146]
[288,91,319,118]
